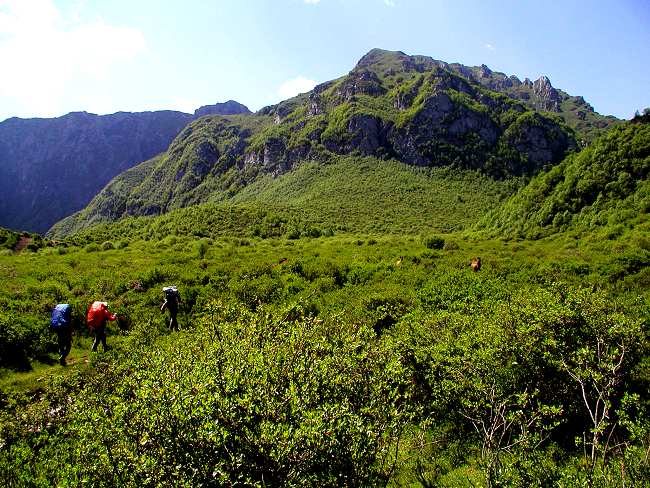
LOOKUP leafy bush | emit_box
[2,304,414,486]
[196,239,209,259]
[442,239,459,250]
[423,235,445,250]
[84,243,99,253]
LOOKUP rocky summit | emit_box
[49,49,619,237]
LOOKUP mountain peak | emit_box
[532,76,561,111]
[194,100,251,118]
[357,48,406,63]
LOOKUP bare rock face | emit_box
[334,69,386,102]
[194,100,251,117]
[389,91,500,169]
[346,114,385,155]
[503,113,575,172]
[532,76,561,112]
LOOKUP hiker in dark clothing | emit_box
[51,304,73,365]
[57,327,73,365]
[87,301,117,352]
[161,286,181,331]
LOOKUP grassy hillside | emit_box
[481,119,650,242]
[232,156,518,233]
[51,156,520,241]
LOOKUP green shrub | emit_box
[423,235,445,250]
[443,239,459,251]
[100,241,114,251]
[196,240,209,259]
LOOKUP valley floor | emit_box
[1,232,648,486]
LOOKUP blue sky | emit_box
[0,0,648,122]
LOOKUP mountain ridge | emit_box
[50,48,609,237]
[0,101,251,233]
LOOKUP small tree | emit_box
[557,291,643,483]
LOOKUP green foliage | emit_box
[482,120,650,240]
[0,230,648,485]
[196,239,209,259]
[0,228,20,250]
[48,158,518,247]
[423,234,445,250]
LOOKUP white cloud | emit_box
[0,0,146,118]
[484,43,496,51]
[304,0,321,4]
[384,0,396,6]
[278,76,317,99]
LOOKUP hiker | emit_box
[471,257,481,272]
[87,301,117,352]
[50,304,73,365]
[161,286,182,331]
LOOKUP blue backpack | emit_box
[50,304,72,330]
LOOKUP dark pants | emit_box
[168,308,179,331]
[56,329,72,365]
[91,326,108,352]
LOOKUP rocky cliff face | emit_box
[0,102,250,233]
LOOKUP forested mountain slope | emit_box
[50,48,601,237]
[481,116,650,241]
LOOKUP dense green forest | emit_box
[1,116,649,486]
[482,119,650,241]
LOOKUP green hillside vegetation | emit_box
[2,50,643,488]
[1,226,648,486]
[0,228,21,251]
[231,157,518,234]
[51,156,520,241]
[481,118,650,243]
[51,49,582,237]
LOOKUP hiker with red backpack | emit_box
[50,304,73,365]
[87,301,117,352]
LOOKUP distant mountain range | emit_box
[0,49,620,236]
[50,49,620,237]
[0,101,250,233]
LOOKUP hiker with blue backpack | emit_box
[161,286,181,331]
[51,304,73,365]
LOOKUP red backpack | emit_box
[87,301,109,329]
